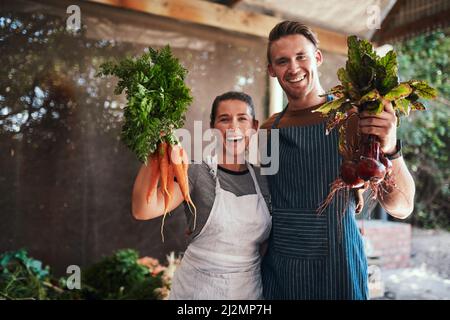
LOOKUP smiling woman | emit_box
[131,91,272,300]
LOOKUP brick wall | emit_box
[358,220,412,269]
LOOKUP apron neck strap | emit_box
[247,164,263,196]
[272,94,334,129]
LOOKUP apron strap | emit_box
[205,155,261,195]
[204,155,218,178]
[247,164,263,197]
[272,94,334,129]
[271,106,289,129]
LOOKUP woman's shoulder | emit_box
[187,161,213,181]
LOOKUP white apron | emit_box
[169,159,272,300]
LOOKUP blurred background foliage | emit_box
[395,29,449,230]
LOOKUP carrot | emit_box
[164,161,174,214]
[171,145,197,230]
[180,147,189,177]
[159,143,197,241]
[158,142,169,196]
[146,153,160,204]
[161,159,174,243]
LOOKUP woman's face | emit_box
[212,99,258,161]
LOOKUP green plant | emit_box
[0,248,178,300]
[313,35,437,214]
[0,249,63,300]
[97,46,197,239]
[315,35,437,134]
[81,249,163,300]
[97,46,193,164]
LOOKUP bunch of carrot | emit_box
[96,46,196,241]
[146,141,196,242]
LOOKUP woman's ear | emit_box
[253,119,259,130]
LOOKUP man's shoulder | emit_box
[260,112,281,130]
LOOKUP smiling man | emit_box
[260,21,415,300]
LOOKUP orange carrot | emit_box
[164,161,174,214]
[146,153,160,204]
[171,145,197,229]
[158,142,169,196]
[161,159,174,243]
[171,145,189,199]
[160,143,197,241]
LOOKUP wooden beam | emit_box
[88,0,348,54]
[222,0,243,7]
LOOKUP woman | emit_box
[131,91,272,300]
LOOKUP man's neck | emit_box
[287,87,326,111]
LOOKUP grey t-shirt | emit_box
[173,162,271,243]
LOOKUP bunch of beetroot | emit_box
[315,36,437,215]
[341,135,392,187]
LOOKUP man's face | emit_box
[268,34,323,101]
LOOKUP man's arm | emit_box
[359,100,415,219]
[377,156,415,219]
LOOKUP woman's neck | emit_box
[218,162,247,172]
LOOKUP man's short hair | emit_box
[267,21,319,64]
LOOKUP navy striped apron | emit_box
[262,98,368,300]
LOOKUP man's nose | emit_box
[287,59,300,74]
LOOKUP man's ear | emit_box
[315,49,323,67]
[268,63,276,77]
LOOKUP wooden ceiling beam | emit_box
[88,0,348,54]
[220,0,243,7]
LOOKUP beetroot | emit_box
[357,157,386,182]
[356,134,386,182]
[340,160,364,188]
[318,133,395,216]
[313,35,436,218]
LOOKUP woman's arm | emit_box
[131,161,184,220]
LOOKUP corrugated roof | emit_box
[228,0,397,39]
[371,0,450,43]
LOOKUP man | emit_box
[261,21,415,299]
